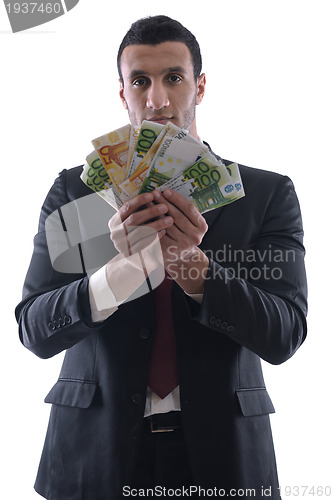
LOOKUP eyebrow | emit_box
[128,66,188,80]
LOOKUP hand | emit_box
[108,192,173,256]
[152,189,209,293]
[152,188,208,259]
[105,192,174,302]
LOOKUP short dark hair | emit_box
[117,15,202,84]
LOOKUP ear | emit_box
[119,79,128,110]
[196,73,206,105]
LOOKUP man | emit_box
[15,15,307,500]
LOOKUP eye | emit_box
[133,78,148,87]
[168,75,182,83]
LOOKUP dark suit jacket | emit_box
[15,156,307,500]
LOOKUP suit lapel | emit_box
[203,208,222,229]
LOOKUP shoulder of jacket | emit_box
[222,160,293,196]
[57,165,84,186]
[237,163,285,183]
[57,165,92,201]
[208,145,288,190]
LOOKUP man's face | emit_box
[119,41,206,139]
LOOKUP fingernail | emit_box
[164,189,172,197]
[158,204,167,213]
[144,193,153,202]
[165,217,173,225]
[153,190,161,199]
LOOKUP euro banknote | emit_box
[126,125,141,177]
[91,124,132,193]
[127,120,165,178]
[80,150,124,210]
[139,134,209,193]
[158,153,244,213]
[81,121,245,213]
[81,150,110,193]
[120,121,189,197]
[225,161,245,199]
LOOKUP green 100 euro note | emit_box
[127,120,165,178]
[119,121,189,198]
[139,134,208,193]
[80,150,124,210]
[158,153,245,213]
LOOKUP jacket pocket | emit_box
[44,379,98,409]
[236,388,275,417]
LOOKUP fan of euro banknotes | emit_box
[80,120,245,213]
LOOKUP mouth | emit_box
[147,116,174,125]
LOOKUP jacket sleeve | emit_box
[193,175,308,365]
[15,170,105,359]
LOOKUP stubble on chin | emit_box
[124,95,197,131]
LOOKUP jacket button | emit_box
[139,328,150,340]
[48,322,56,331]
[54,320,61,329]
[64,315,72,324]
[226,325,235,333]
[221,322,228,330]
[215,318,221,327]
[131,394,142,405]
[59,317,66,327]
[209,316,215,325]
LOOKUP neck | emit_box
[188,120,199,140]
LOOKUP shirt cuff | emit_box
[88,265,119,322]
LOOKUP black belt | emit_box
[144,411,182,433]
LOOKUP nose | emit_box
[146,81,170,110]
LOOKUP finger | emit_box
[128,228,167,256]
[126,216,173,246]
[108,199,164,235]
[153,191,208,249]
[123,202,169,231]
[153,190,208,240]
[113,213,173,255]
[118,192,154,222]
[153,189,206,229]
[154,193,205,239]
[109,200,173,254]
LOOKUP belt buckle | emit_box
[149,418,174,433]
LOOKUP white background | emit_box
[1,0,332,498]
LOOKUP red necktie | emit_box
[148,273,178,399]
